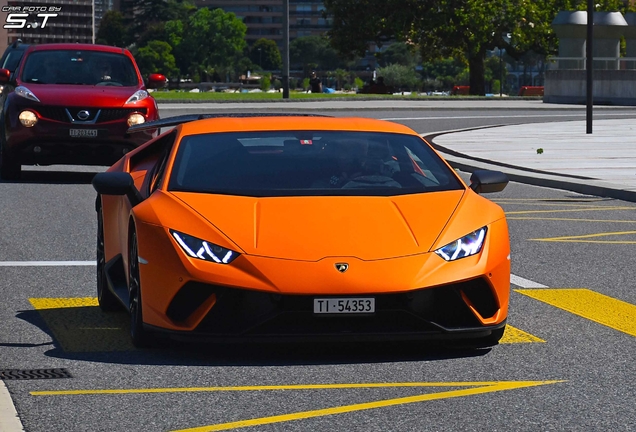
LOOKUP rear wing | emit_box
[127,113,332,134]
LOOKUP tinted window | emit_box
[2,50,25,71]
[168,131,464,197]
[20,50,138,86]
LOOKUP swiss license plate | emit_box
[313,298,375,314]
[69,129,97,138]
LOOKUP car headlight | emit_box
[127,113,145,127]
[171,230,239,264]
[434,227,487,261]
[15,85,40,102]
[125,90,148,104]
[19,110,38,127]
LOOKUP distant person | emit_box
[92,59,113,83]
[309,71,322,93]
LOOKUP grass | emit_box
[150,90,431,101]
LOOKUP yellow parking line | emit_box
[506,207,632,215]
[168,381,562,432]
[507,217,636,223]
[501,325,545,343]
[515,289,636,337]
[29,297,98,309]
[529,230,636,244]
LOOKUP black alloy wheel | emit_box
[128,227,152,347]
[96,205,120,311]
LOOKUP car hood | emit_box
[20,83,142,107]
[171,191,465,261]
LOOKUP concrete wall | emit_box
[544,70,636,105]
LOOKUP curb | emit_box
[427,130,636,203]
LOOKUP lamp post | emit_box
[500,33,511,97]
[258,48,262,69]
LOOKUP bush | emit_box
[302,77,310,91]
[344,83,352,91]
[376,64,420,90]
[273,79,282,90]
[260,75,271,92]
[354,77,364,90]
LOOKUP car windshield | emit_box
[20,50,138,86]
[168,131,464,197]
[2,50,25,72]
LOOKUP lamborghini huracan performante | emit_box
[92,114,511,348]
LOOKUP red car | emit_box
[0,43,166,180]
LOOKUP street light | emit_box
[499,33,511,97]
[257,48,262,69]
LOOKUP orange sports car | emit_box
[92,114,510,348]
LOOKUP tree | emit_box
[96,11,128,47]
[290,35,344,73]
[165,8,247,80]
[135,40,179,80]
[127,0,196,39]
[250,38,282,71]
[376,64,420,90]
[377,42,419,68]
[323,0,566,95]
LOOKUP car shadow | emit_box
[0,170,100,185]
[16,308,492,367]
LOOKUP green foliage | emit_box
[377,42,419,68]
[376,64,420,90]
[290,36,344,72]
[260,75,271,92]
[323,0,566,95]
[354,77,364,89]
[302,77,310,91]
[135,40,179,80]
[492,79,501,94]
[250,39,282,70]
[165,8,247,80]
[420,58,468,89]
[96,11,128,47]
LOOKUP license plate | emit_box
[69,129,97,138]
[313,298,375,314]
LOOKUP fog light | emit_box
[19,110,38,127]
[127,113,145,127]
[33,146,41,153]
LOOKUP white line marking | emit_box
[0,261,96,267]
[0,380,25,432]
[379,113,636,121]
[511,274,548,288]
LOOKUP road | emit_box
[0,103,635,431]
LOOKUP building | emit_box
[2,0,94,51]
[195,0,330,46]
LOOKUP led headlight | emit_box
[171,230,239,264]
[127,113,145,127]
[19,110,38,127]
[125,90,148,104]
[434,227,487,261]
[15,85,40,102]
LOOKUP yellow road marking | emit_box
[506,207,632,215]
[158,381,561,432]
[530,230,636,244]
[508,217,636,224]
[516,289,636,337]
[29,297,98,309]
[501,325,545,343]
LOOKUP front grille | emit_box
[183,280,492,337]
[34,107,147,123]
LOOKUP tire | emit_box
[96,204,120,312]
[128,226,153,348]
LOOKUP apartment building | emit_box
[1,0,94,52]
[195,0,330,46]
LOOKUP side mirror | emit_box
[92,172,142,206]
[469,170,509,194]
[147,73,167,89]
[0,69,10,83]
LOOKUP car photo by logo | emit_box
[2,5,61,30]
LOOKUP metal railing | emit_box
[547,57,636,70]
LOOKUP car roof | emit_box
[27,43,127,55]
[178,116,420,136]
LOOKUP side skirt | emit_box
[104,254,130,312]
